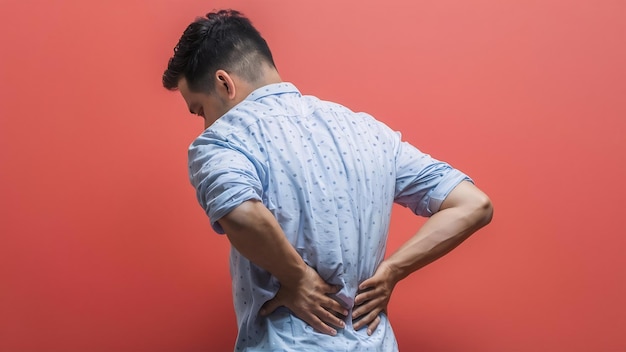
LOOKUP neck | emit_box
[228,64,283,108]
[260,66,283,86]
[245,64,282,93]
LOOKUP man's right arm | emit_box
[217,199,348,336]
[189,139,346,336]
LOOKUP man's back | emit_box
[188,82,470,351]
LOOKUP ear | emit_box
[215,70,237,100]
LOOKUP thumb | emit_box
[260,296,282,316]
[358,277,375,291]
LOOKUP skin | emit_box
[178,64,347,335]
[177,64,494,336]
[177,64,281,129]
[218,200,348,336]
[351,181,493,333]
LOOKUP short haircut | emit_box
[162,9,276,92]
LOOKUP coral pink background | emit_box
[1,0,624,350]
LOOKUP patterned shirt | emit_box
[188,83,471,351]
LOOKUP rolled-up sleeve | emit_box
[188,134,263,233]
[394,138,472,217]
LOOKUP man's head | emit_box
[163,10,280,127]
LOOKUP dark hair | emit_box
[162,9,276,92]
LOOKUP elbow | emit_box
[474,194,494,228]
[438,181,494,230]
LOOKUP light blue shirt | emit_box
[188,83,471,351]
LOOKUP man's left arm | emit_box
[352,180,493,334]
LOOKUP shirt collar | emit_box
[245,82,300,101]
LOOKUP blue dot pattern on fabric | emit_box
[187,83,472,352]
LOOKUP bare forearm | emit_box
[220,200,346,333]
[386,182,493,283]
[218,200,307,285]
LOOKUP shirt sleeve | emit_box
[393,136,473,217]
[188,133,263,234]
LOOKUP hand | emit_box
[352,261,398,335]
[260,265,348,336]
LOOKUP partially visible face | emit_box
[177,77,227,129]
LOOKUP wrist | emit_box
[380,260,403,286]
[277,258,309,286]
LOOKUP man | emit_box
[163,9,493,352]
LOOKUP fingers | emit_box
[354,287,377,306]
[295,301,345,336]
[259,296,281,316]
[321,282,348,320]
[262,266,352,336]
[265,292,346,335]
[333,285,342,293]
[261,295,344,336]
[306,297,346,334]
[358,277,376,291]
[324,297,349,317]
[352,287,385,331]
[367,315,381,336]
[352,297,377,323]
[316,305,346,333]
[323,283,342,293]
[353,306,380,331]
[307,312,339,336]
